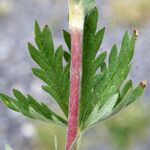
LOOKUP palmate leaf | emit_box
[79,7,146,130]
[28,22,70,117]
[0,6,146,137]
[83,82,145,129]
[0,21,70,126]
[79,8,105,125]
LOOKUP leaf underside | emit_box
[0,8,145,131]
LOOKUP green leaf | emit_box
[110,81,145,119]
[63,30,71,51]
[42,25,54,55]
[42,85,68,117]
[121,80,133,98]
[83,7,98,41]
[62,63,70,103]
[92,28,105,59]
[32,68,55,87]
[0,8,146,137]
[41,102,67,125]
[12,100,33,118]
[126,83,145,106]
[29,107,49,122]
[13,89,29,109]
[84,94,118,129]
[101,62,107,72]
[0,90,67,126]
[28,43,50,71]
[92,51,107,73]
[34,20,41,41]
[79,8,105,125]
[29,22,70,117]
[117,32,130,64]
[53,46,63,82]
[0,93,18,111]
[63,50,71,62]
[111,90,132,116]
[79,8,143,131]
[35,22,54,64]
[118,31,136,67]
[109,44,118,67]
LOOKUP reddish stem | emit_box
[66,29,82,150]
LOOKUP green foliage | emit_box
[0,21,69,126]
[63,30,71,52]
[78,8,145,131]
[29,21,70,117]
[0,7,145,137]
[0,90,67,126]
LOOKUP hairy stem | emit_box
[66,2,84,149]
[66,29,82,150]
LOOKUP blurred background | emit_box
[0,0,149,150]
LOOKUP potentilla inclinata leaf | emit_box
[0,3,146,150]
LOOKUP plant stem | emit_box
[66,2,84,150]
[66,28,82,150]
